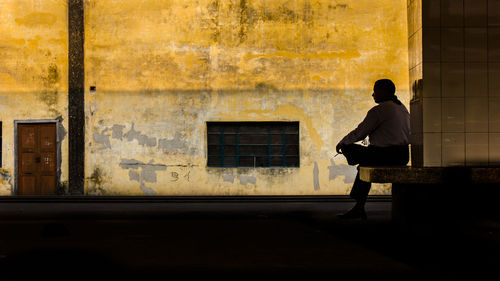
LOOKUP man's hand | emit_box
[336,142,343,154]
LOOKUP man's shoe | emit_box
[337,208,367,220]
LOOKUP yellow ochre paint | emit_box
[0,0,68,195]
[0,0,408,196]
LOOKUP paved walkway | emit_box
[0,197,498,280]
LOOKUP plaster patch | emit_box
[328,159,356,183]
[129,170,140,182]
[119,158,166,195]
[313,162,320,190]
[158,132,187,154]
[119,159,167,182]
[140,182,157,195]
[142,160,166,183]
[222,174,235,183]
[111,124,125,140]
[146,137,157,147]
[93,129,111,150]
[239,175,256,185]
[124,123,141,142]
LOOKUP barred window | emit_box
[207,122,299,168]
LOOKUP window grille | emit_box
[207,122,299,168]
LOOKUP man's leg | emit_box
[338,144,371,219]
[340,144,366,166]
[350,168,371,209]
[337,169,369,219]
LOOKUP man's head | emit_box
[372,79,396,103]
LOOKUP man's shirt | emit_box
[339,100,410,147]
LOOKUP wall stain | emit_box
[329,3,349,10]
[328,159,356,183]
[0,168,13,193]
[59,180,69,195]
[208,0,221,42]
[238,0,249,43]
[263,5,298,23]
[87,167,106,194]
[38,63,60,116]
[255,82,278,92]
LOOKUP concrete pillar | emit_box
[68,0,85,194]
[408,0,498,167]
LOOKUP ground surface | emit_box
[0,197,498,280]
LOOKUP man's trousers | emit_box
[341,144,409,201]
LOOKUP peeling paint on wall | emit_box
[239,175,256,185]
[119,158,167,195]
[111,124,125,140]
[129,170,140,182]
[93,128,111,150]
[222,174,235,183]
[158,132,188,154]
[123,123,157,147]
[119,159,167,182]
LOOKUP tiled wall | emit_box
[408,0,500,167]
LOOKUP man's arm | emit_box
[336,107,380,153]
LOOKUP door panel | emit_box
[40,175,56,194]
[40,152,56,173]
[40,126,56,151]
[21,153,35,174]
[18,123,57,195]
[20,176,36,195]
[20,126,36,150]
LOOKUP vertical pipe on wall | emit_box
[68,0,85,194]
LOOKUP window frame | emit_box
[206,121,300,168]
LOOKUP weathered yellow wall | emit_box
[0,0,68,194]
[84,0,409,195]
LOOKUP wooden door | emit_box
[17,123,57,195]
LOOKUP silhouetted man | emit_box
[336,79,410,220]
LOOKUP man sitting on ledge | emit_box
[336,79,410,220]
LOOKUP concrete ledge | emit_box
[359,166,500,184]
[0,195,391,220]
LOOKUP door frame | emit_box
[14,119,61,195]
